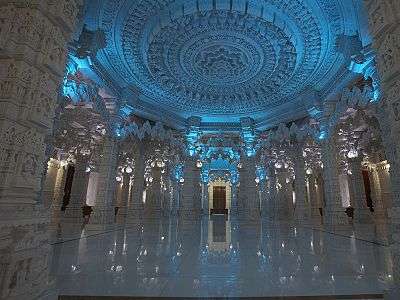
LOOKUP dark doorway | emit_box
[211,186,228,214]
[61,164,75,211]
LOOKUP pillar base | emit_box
[261,208,292,222]
[170,209,179,217]
[202,208,209,215]
[162,209,173,217]
[0,204,52,300]
[261,210,278,220]
[323,208,349,226]
[116,206,128,224]
[372,209,387,223]
[384,287,400,300]
[49,203,62,225]
[125,208,144,224]
[238,209,260,221]
[311,208,322,218]
[353,208,374,224]
[293,207,311,223]
[62,206,84,223]
[143,207,162,219]
[90,207,114,225]
[230,206,239,216]
[178,209,202,219]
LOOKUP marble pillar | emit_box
[365,1,400,293]
[0,1,81,298]
[50,163,67,224]
[63,154,90,223]
[320,137,348,226]
[237,157,259,219]
[292,144,310,222]
[42,158,60,209]
[348,157,373,223]
[91,138,119,225]
[180,158,201,218]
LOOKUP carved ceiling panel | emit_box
[84,0,362,124]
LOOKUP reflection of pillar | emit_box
[369,165,387,221]
[276,167,292,221]
[126,145,145,223]
[162,178,172,216]
[180,158,201,218]
[292,144,309,221]
[237,157,259,219]
[200,214,209,249]
[348,157,373,223]
[161,176,171,216]
[91,138,119,225]
[230,185,239,215]
[201,182,209,214]
[178,180,185,213]
[171,180,180,216]
[260,176,269,218]
[315,172,325,211]
[63,154,90,223]
[376,162,393,213]
[307,173,320,219]
[258,179,266,215]
[264,164,277,220]
[117,173,131,223]
[320,137,348,226]
[145,167,162,217]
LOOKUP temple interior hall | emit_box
[1,0,400,299]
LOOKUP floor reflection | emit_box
[47,216,393,298]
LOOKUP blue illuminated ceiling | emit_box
[82,0,371,131]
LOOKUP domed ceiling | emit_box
[84,0,368,130]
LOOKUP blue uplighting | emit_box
[318,131,327,141]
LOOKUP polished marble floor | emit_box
[44,216,393,299]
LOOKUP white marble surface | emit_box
[44,216,393,299]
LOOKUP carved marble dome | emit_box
[85,0,368,129]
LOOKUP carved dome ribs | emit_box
[98,0,343,118]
